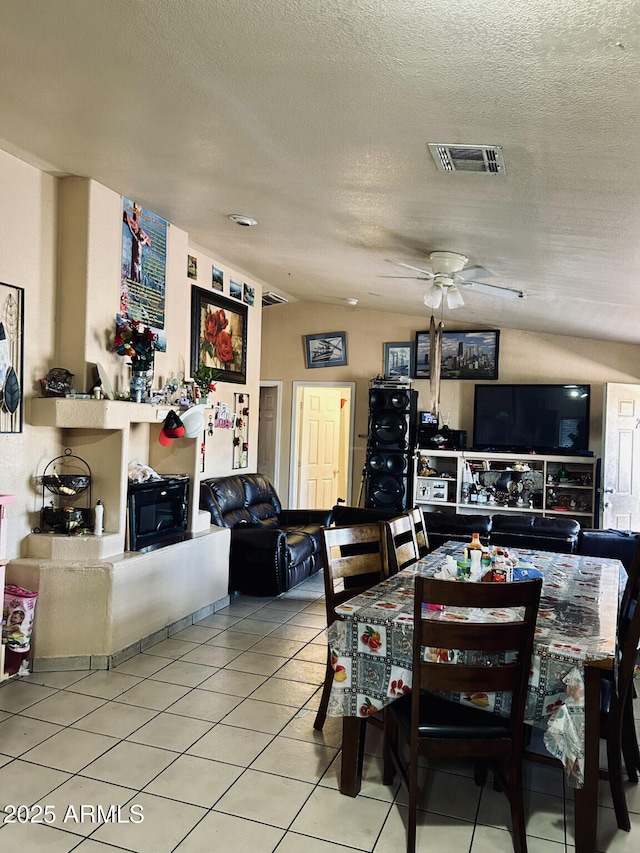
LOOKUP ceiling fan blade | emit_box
[446,285,465,310]
[423,283,443,309]
[379,275,433,280]
[394,261,436,279]
[456,265,493,281]
[458,279,525,299]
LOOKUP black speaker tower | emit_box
[364,387,418,512]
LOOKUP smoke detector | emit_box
[428,143,506,175]
[228,214,258,226]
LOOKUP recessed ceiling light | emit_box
[228,214,257,226]
[346,297,359,306]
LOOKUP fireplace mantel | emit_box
[31,396,176,430]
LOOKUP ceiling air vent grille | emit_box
[428,143,505,175]
[262,291,288,307]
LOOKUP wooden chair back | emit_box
[604,546,640,830]
[382,513,420,575]
[407,506,429,558]
[321,523,387,626]
[413,576,542,729]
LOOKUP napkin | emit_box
[434,556,458,581]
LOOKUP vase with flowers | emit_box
[113,318,157,402]
[191,362,221,403]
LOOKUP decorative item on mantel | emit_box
[190,363,220,403]
[39,367,74,398]
[113,316,157,402]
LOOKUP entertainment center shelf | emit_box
[415,449,598,525]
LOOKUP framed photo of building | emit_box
[384,341,414,379]
[304,332,348,369]
[191,286,247,384]
[415,329,499,380]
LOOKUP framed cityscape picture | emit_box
[415,329,499,380]
[384,341,414,379]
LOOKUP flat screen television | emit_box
[473,384,591,455]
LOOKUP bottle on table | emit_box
[468,532,483,578]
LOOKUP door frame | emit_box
[258,380,283,493]
[290,381,356,509]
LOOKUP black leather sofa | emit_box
[200,473,333,596]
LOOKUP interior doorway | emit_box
[290,381,356,509]
[257,381,282,492]
[601,382,640,530]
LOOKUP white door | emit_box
[602,383,640,529]
[257,384,279,487]
[297,386,343,509]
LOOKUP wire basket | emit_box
[40,474,91,497]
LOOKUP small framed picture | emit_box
[304,332,348,369]
[187,255,197,280]
[384,342,414,379]
[229,277,242,300]
[243,283,255,306]
[212,265,223,291]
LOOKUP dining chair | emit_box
[313,522,387,731]
[602,542,640,830]
[407,505,430,558]
[382,575,542,853]
[382,513,420,575]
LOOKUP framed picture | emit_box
[229,277,242,300]
[187,255,197,279]
[212,265,223,291]
[191,286,248,384]
[304,331,348,369]
[0,282,24,433]
[415,329,500,380]
[384,342,414,379]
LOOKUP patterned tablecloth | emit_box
[326,542,623,788]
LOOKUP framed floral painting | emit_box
[191,286,247,384]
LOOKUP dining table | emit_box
[326,541,625,853]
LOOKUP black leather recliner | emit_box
[200,473,333,596]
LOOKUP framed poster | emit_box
[121,198,167,350]
[384,342,414,379]
[304,332,348,369]
[191,286,247,384]
[415,329,499,380]
[0,282,24,433]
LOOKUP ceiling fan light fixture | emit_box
[423,284,443,309]
[446,286,465,310]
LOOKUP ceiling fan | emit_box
[388,251,526,309]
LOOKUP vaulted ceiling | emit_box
[1,1,639,342]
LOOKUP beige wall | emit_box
[261,301,640,506]
[0,149,264,561]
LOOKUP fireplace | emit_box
[127,476,190,552]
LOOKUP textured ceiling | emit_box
[1,0,639,342]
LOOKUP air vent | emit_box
[262,291,288,307]
[428,143,505,175]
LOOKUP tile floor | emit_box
[0,572,638,853]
